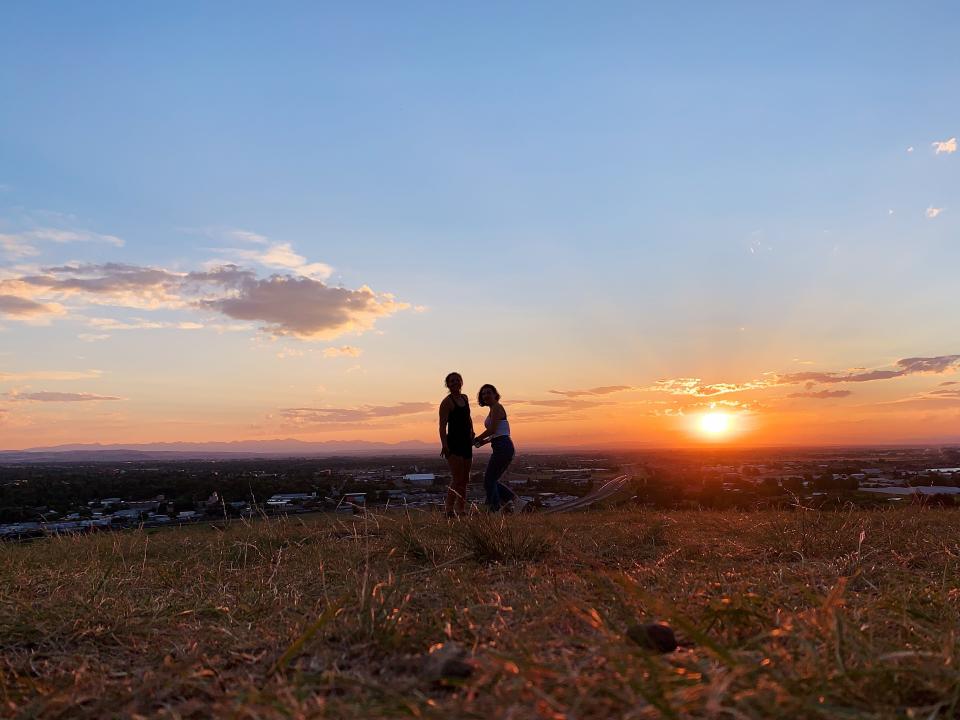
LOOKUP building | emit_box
[266,492,317,508]
[403,473,435,486]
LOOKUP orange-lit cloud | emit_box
[787,389,852,399]
[0,294,65,318]
[647,377,774,397]
[932,137,957,154]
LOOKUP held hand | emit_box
[440,446,449,458]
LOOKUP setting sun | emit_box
[698,411,732,437]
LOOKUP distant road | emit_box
[541,474,634,514]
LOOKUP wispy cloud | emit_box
[323,346,362,358]
[0,369,102,382]
[926,206,944,219]
[87,317,204,331]
[548,385,633,397]
[932,137,957,155]
[0,234,41,259]
[778,355,960,385]
[215,229,332,280]
[5,390,121,402]
[0,294,66,319]
[787,389,853,399]
[279,402,432,426]
[0,227,124,259]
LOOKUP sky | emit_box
[1,2,958,450]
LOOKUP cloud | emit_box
[517,398,608,410]
[279,402,432,425]
[0,228,123,259]
[78,333,111,342]
[929,388,960,398]
[647,377,773,397]
[787,389,853,399]
[906,146,914,153]
[548,385,633,398]
[0,261,409,340]
[778,355,960,386]
[0,294,66,318]
[323,346,362,358]
[0,369,102,382]
[932,137,957,155]
[87,317,203,331]
[926,206,944,218]
[27,228,124,247]
[216,230,332,280]
[5,390,121,402]
[7,263,186,309]
[201,275,408,339]
[0,234,41,259]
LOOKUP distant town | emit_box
[1,445,959,541]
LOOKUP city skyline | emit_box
[1,3,958,449]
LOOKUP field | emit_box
[2,508,960,719]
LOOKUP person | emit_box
[438,372,474,517]
[473,383,524,512]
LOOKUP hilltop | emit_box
[2,508,959,718]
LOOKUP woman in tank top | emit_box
[438,372,474,517]
[473,383,521,512]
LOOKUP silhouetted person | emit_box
[438,372,473,517]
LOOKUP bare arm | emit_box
[438,398,451,457]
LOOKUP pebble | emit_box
[420,642,474,682]
[626,622,678,653]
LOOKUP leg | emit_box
[457,456,471,514]
[446,455,467,515]
[497,481,515,505]
[483,454,501,511]
[450,455,470,515]
[493,438,516,508]
[484,440,514,511]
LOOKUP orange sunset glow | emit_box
[1,3,958,454]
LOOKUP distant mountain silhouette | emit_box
[0,438,434,463]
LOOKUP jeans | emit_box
[484,436,516,511]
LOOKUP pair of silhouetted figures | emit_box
[438,372,524,516]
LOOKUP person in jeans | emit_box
[473,383,524,512]
[438,372,474,517]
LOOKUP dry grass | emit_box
[2,507,960,718]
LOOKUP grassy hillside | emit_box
[2,508,959,718]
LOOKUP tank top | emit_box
[485,410,511,438]
[447,396,472,444]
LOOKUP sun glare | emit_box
[698,411,732,437]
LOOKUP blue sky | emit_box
[1,2,958,447]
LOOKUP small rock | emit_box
[626,622,678,653]
[421,642,474,682]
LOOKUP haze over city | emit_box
[1,3,958,450]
